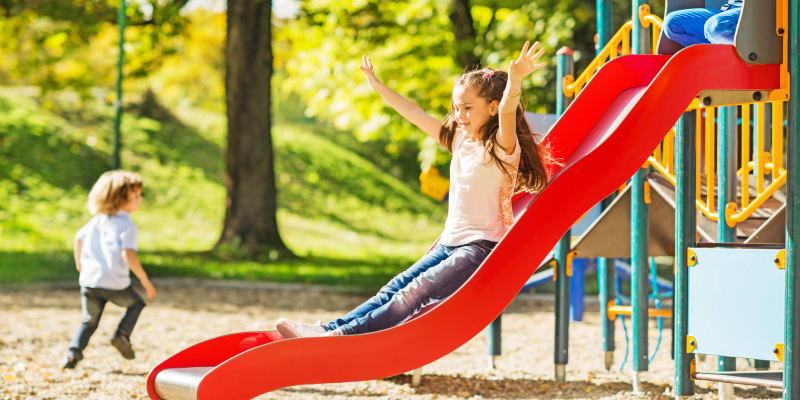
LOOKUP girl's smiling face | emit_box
[452,85,498,139]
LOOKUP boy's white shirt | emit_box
[75,211,137,290]
[439,131,521,246]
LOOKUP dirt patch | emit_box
[0,280,781,399]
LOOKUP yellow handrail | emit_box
[638,4,663,55]
[704,108,716,217]
[562,21,633,98]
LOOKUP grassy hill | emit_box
[0,88,446,290]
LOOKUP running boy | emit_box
[62,170,157,369]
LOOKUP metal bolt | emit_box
[690,340,695,346]
[778,28,785,35]
[702,97,712,106]
[753,92,762,101]
[749,52,757,61]
[774,348,780,354]
[775,258,780,264]
[690,255,696,262]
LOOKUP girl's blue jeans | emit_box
[662,7,742,47]
[324,239,496,335]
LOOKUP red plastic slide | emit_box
[147,45,779,400]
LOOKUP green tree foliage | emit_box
[0,0,187,94]
[144,10,226,112]
[275,0,593,169]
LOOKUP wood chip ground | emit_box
[0,280,781,399]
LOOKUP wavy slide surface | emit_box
[147,45,779,400]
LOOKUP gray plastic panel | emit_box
[735,0,781,64]
[688,247,785,360]
[744,203,786,244]
[570,176,676,258]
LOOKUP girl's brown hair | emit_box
[438,67,551,193]
[87,170,143,215]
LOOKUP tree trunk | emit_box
[449,0,481,70]
[217,0,291,258]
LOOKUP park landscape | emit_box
[0,0,793,399]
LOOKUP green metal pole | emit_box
[112,0,126,170]
[716,107,737,392]
[597,0,612,52]
[753,108,770,374]
[630,166,649,380]
[554,47,574,382]
[717,106,737,244]
[674,111,696,396]
[631,0,650,391]
[487,314,501,369]
[596,0,616,371]
[783,0,799,397]
[744,102,771,371]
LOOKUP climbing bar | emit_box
[606,302,672,320]
[692,371,783,389]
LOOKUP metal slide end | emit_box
[153,367,213,400]
[718,382,734,400]
[487,355,498,370]
[411,367,422,387]
[604,352,614,370]
[555,364,566,382]
[632,371,643,393]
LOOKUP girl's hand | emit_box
[508,41,546,82]
[359,55,379,90]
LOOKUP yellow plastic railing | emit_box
[567,5,789,228]
[562,21,633,98]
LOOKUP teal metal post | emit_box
[716,107,737,384]
[487,314,501,369]
[753,104,770,374]
[596,0,616,371]
[630,0,650,391]
[717,106,737,244]
[630,166,649,381]
[113,0,127,170]
[554,47,574,382]
[783,0,799,397]
[597,0,612,51]
[674,111,696,396]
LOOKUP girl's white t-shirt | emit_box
[439,131,521,246]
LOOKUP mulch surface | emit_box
[0,280,781,399]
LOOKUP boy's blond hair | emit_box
[87,170,143,215]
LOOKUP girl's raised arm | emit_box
[498,41,546,154]
[359,56,443,142]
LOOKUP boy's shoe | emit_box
[111,334,136,359]
[275,318,327,338]
[61,350,83,369]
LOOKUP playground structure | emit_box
[517,0,795,397]
[145,0,798,399]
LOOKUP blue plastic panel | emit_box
[688,247,784,360]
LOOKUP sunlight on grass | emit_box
[0,88,446,290]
